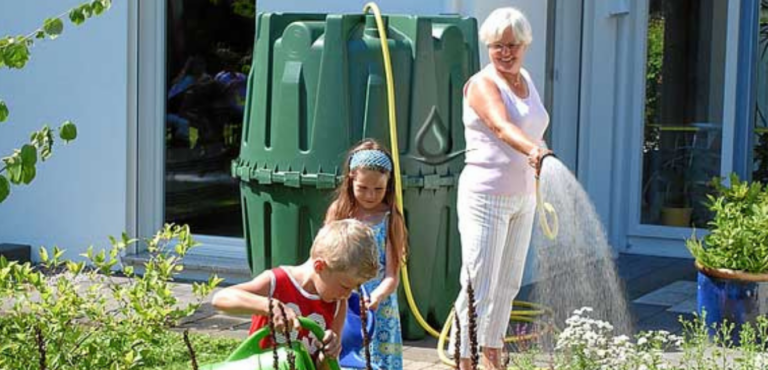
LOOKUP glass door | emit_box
[639,0,730,229]
[137,0,255,258]
[164,0,253,239]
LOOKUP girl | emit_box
[325,139,408,370]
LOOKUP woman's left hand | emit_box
[527,146,553,177]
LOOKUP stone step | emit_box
[122,252,252,286]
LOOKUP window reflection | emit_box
[641,0,727,227]
[165,0,253,237]
[753,2,768,183]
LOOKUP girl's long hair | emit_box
[324,139,408,266]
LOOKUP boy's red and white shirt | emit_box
[249,267,340,354]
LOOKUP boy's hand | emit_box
[270,300,300,332]
[315,329,341,361]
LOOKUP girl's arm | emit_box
[211,270,300,329]
[323,200,339,225]
[368,241,400,310]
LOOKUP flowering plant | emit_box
[506,307,768,370]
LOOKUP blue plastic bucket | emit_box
[339,288,376,369]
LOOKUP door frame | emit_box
[548,0,583,173]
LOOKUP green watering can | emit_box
[201,317,341,370]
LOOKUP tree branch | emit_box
[183,330,199,370]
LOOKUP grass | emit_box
[143,331,240,370]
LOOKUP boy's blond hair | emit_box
[311,219,378,282]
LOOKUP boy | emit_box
[212,219,379,368]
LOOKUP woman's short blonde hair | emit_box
[311,219,378,282]
[479,7,533,46]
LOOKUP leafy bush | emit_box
[0,224,222,369]
[686,174,768,273]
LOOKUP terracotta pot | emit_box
[695,260,768,282]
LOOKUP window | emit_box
[640,0,728,228]
[164,0,254,237]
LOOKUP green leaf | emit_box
[5,156,23,184]
[43,18,64,39]
[2,39,30,69]
[91,0,105,15]
[0,175,9,203]
[69,8,86,25]
[0,99,8,122]
[59,121,77,142]
[74,3,93,22]
[21,165,35,185]
[20,144,37,167]
[39,248,49,263]
[53,246,65,260]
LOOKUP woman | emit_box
[451,8,551,370]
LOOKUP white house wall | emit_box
[460,0,549,101]
[0,0,129,262]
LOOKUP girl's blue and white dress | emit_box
[358,214,403,370]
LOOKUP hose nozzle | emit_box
[539,152,557,167]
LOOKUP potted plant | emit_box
[686,174,768,341]
[660,174,693,227]
[654,145,694,227]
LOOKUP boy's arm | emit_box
[330,298,347,342]
[325,299,347,359]
[211,270,273,316]
[212,270,301,330]
[316,299,347,370]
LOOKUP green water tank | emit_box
[232,12,479,339]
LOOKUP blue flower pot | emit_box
[697,270,760,344]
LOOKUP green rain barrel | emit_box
[232,12,479,339]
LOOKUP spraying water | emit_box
[529,156,632,337]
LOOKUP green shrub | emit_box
[0,224,222,369]
[686,174,768,273]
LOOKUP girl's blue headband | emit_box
[349,149,393,172]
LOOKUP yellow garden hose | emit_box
[363,1,442,339]
[436,302,555,368]
[363,3,555,367]
[536,168,559,240]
